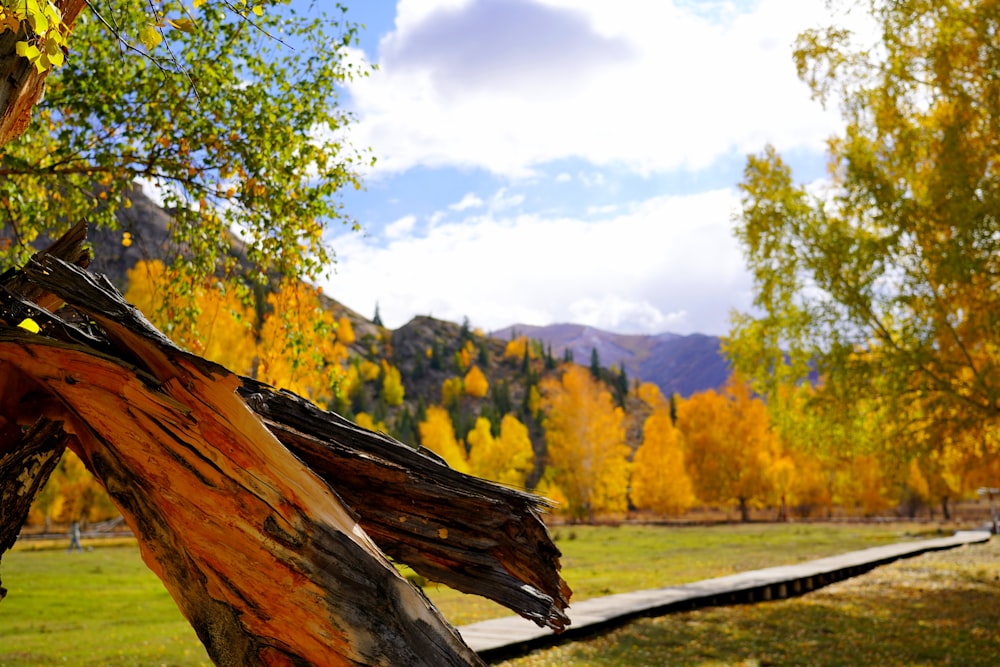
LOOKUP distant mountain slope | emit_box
[50,187,727,402]
[491,323,730,397]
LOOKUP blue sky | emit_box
[313,0,864,336]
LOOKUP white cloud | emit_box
[384,215,418,240]
[449,193,484,211]
[345,0,861,178]
[321,188,749,335]
[554,172,572,183]
[489,187,524,210]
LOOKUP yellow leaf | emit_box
[193,0,207,7]
[15,41,40,60]
[139,24,162,50]
[168,17,196,33]
[252,5,263,17]
[18,318,40,334]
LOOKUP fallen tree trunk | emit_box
[0,224,569,665]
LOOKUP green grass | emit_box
[500,536,1000,667]
[0,543,209,667]
[0,522,968,665]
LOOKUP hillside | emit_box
[492,323,730,397]
[33,187,721,458]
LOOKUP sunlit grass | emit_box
[0,543,209,667]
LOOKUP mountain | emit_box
[491,323,730,398]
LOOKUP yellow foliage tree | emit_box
[354,412,388,435]
[636,382,667,410]
[631,408,695,516]
[441,376,464,408]
[125,260,256,374]
[255,279,346,407]
[467,415,534,488]
[504,336,532,360]
[33,450,118,527]
[463,365,489,398]
[835,454,893,517]
[336,316,356,345]
[127,261,351,409]
[381,361,405,407]
[540,365,630,521]
[418,406,470,474]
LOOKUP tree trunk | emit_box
[0,224,570,665]
[739,497,750,523]
[0,0,87,146]
[941,496,951,521]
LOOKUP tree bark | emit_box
[0,418,67,601]
[0,225,569,665]
[0,0,87,146]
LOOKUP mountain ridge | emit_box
[491,322,729,398]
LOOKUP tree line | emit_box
[28,258,996,528]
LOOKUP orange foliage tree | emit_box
[677,376,782,521]
[463,365,489,398]
[540,365,630,521]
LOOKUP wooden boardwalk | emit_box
[458,529,992,662]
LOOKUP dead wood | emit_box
[0,223,569,665]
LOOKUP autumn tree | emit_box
[540,365,630,521]
[418,406,470,474]
[1,0,370,335]
[729,0,1000,466]
[32,450,117,528]
[336,316,356,345]
[630,384,695,516]
[677,376,782,521]
[466,415,534,488]
[381,361,405,407]
[125,259,256,372]
[504,336,532,361]
[126,261,350,408]
[464,365,489,398]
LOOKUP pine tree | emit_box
[372,302,384,327]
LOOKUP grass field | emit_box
[0,522,988,666]
[422,521,947,625]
